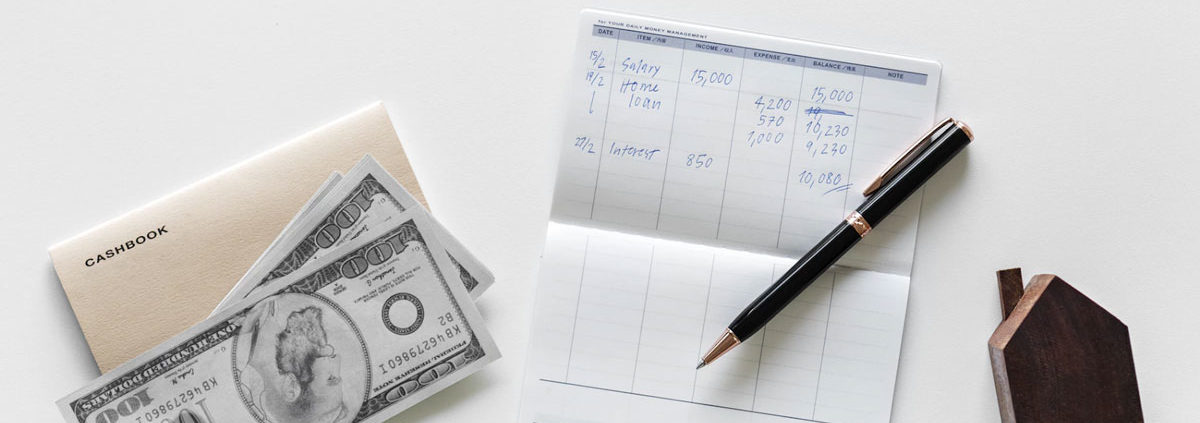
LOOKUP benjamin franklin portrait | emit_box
[234,295,367,423]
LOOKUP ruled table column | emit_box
[531,224,591,382]
[564,233,654,391]
[779,59,866,251]
[656,41,746,238]
[717,49,806,247]
[835,67,933,275]
[630,245,714,400]
[691,254,775,410]
[591,30,685,229]
[752,269,834,419]
[552,25,620,219]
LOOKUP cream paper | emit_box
[50,103,428,373]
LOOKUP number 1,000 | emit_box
[747,130,786,147]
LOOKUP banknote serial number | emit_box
[377,312,462,375]
[108,377,217,423]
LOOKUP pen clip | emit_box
[861,117,954,196]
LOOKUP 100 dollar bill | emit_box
[59,210,499,423]
[215,155,493,313]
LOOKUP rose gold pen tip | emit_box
[696,361,706,370]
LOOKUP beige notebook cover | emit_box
[50,103,426,373]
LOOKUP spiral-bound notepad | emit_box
[520,10,940,423]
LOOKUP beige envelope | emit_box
[50,103,425,373]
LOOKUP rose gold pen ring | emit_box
[845,211,872,237]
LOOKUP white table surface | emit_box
[3,1,1198,421]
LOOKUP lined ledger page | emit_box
[523,10,940,423]
[526,224,909,422]
[551,11,939,274]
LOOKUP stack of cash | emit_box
[57,156,500,423]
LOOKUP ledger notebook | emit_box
[519,10,941,423]
[51,104,428,372]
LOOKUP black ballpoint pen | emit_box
[697,117,973,369]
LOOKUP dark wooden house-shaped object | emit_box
[988,268,1143,422]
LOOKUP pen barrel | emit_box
[727,121,971,342]
[728,222,862,339]
[858,124,972,225]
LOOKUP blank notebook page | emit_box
[522,9,940,423]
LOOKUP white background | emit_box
[2,1,1197,421]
